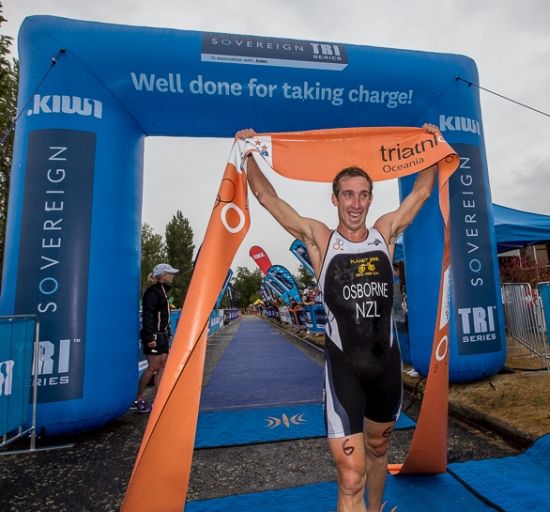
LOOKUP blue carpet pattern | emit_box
[197,317,415,447]
[186,474,497,511]
[449,433,550,512]
[195,403,415,448]
[200,318,324,411]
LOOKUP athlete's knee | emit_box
[337,464,366,499]
[365,435,390,459]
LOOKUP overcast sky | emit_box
[3,0,550,275]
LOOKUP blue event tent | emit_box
[395,203,550,261]
[492,204,550,252]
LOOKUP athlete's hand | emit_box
[422,123,439,135]
[147,340,157,348]
[235,128,256,139]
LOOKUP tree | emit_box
[0,3,19,288]
[294,264,315,290]
[499,255,550,287]
[141,223,166,292]
[231,266,263,307]
[165,210,195,308]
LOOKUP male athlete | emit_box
[237,125,438,512]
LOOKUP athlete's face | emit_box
[332,176,372,233]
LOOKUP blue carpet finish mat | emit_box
[186,475,496,511]
[200,318,324,411]
[195,403,415,448]
[195,403,323,448]
[448,433,550,512]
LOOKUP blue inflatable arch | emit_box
[1,16,505,434]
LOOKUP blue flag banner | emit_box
[290,239,315,277]
[0,316,36,436]
[260,282,274,301]
[266,265,301,305]
[215,269,233,310]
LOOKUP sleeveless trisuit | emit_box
[319,228,402,438]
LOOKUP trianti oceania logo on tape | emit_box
[201,32,348,70]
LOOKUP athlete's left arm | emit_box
[374,163,437,248]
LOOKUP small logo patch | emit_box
[266,413,307,429]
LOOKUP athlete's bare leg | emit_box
[363,419,395,512]
[328,432,367,512]
[327,418,396,511]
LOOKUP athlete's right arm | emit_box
[236,129,330,273]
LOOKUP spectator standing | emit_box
[132,263,179,413]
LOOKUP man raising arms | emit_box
[237,125,438,512]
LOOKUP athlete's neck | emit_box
[337,225,368,243]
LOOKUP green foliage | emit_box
[165,210,195,308]
[231,266,263,307]
[294,264,315,289]
[0,3,19,288]
[140,223,166,292]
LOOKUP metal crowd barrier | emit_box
[222,308,241,325]
[0,315,74,455]
[303,304,326,334]
[0,315,39,454]
[278,306,292,325]
[269,304,326,334]
[501,283,549,371]
[209,308,241,335]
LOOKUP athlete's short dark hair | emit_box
[332,167,373,197]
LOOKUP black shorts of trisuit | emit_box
[142,331,170,356]
[323,335,402,438]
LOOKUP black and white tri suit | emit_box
[319,228,402,438]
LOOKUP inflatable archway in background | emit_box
[1,16,505,435]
